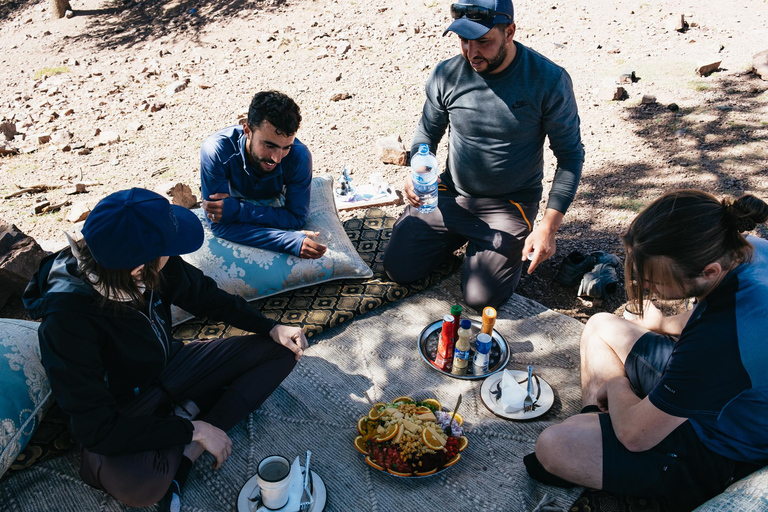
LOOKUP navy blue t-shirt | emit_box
[649,236,768,463]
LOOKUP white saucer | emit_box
[480,370,554,420]
[237,468,327,512]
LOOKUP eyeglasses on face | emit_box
[450,3,512,22]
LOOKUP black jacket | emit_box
[23,249,276,456]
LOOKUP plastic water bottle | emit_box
[411,144,438,214]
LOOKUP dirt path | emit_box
[1,0,767,321]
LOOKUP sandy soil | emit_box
[1,0,767,321]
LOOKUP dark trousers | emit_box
[384,190,537,310]
[79,334,296,507]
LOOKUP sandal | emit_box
[578,263,619,301]
[554,251,597,287]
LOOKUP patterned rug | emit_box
[173,207,461,342]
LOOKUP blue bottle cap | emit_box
[460,319,472,329]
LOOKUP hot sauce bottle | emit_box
[434,315,455,372]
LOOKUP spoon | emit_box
[445,394,462,437]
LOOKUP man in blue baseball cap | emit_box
[384,1,585,311]
[24,188,308,512]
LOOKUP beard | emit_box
[465,41,508,74]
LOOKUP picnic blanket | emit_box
[0,271,588,511]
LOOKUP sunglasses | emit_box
[450,3,512,22]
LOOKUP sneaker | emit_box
[578,263,619,300]
[158,480,182,512]
[591,251,621,269]
[554,251,597,287]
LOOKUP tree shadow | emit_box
[60,0,296,51]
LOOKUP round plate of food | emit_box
[479,370,554,420]
[353,396,469,478]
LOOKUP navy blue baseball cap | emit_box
[444,0,515,40]
[82,188,203,269]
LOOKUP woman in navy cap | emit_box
[24,188,308,511]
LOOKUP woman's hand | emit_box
[269,324,309,360]
[191,420,232,469]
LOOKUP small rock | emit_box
[641,94,657,104]
[618,71,636,84]
[95,130,120,146]
[35,133,51,144]
[598,85,628,101]
[0,141,18,156]
[330,92,352,102]
[667,103,680,112]
[0,121,17,141]
[336,41,351,55]
[77,147,92,156]
[155,182,198,209]
[128,122,144,131]
[64,183,88,195]
[165,80,188,96]
[67,201,98,223]
[696,60,722,76]
[375,134,407,166]
[162,0,182,14]
[751,49,768,80]
[50,130,72,145]
[151,103,166,112]
[665,14,688,32]
[65,9,73,18]
[0,219,46,308]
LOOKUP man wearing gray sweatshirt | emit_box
[384,0,584,310]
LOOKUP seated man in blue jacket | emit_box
[201,90,326,259]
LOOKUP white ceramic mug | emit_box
[256,455,291,509]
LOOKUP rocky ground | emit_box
[1,0,768,322]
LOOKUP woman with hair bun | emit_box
[528,190,768,511]
[24,188,308,512]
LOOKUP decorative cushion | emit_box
[693,465,768,511]
[172,175,373,325]
[0,319,52,478]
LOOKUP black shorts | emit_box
[600,332,759,511]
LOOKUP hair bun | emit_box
[724,195,768,233]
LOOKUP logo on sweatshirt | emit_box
[510,101,528,109]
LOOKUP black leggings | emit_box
[79,334,296,507]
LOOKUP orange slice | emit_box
[414,406,432,415]
[413,468,437,476]
[422,427,446,450]
[375,423,398,442]
[457,436,469,452]
[392,395,415,404]
[387,468,413,477]
[442,453,461,468]
[450,412,464,427]
[353,435,370,455]
[357,416,370,435]
[368,405,382,421]
[365,456,385,471]
[422,398,442,410]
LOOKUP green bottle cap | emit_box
[450,305,463,315]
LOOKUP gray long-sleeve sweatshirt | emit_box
[412,41,585,213]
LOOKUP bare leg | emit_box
[535,414,604,488]
[580,313,649,407]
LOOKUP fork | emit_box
[445,394,462,437]
[523,365,534,412]
[299,450,313,512]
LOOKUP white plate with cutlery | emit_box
[480,370,554,420]
[237,467,327,512]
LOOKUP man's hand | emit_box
[269,324,309,360]
[403,174,441,208]
[403,175,421,208]
[299,231,327,259]
[202,193,230,223]
[522,208,564,274]
[191,420,232,469]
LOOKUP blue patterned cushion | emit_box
[694,466,768,511]
[0,319,52,477]
[172,175,373,325]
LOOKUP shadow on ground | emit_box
[516,72,768,322]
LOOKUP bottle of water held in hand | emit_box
[411,144,438,213]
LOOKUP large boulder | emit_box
[0,219,46,309]
[753,49,768,80]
